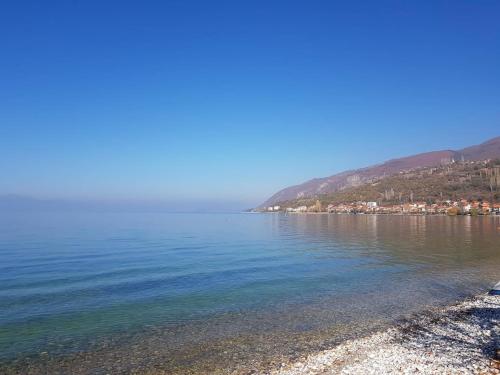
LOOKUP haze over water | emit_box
[1,212,499,373]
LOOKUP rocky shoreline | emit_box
[265,293,500,375]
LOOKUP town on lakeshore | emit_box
[259,158,500,216]
[266,199,500,215]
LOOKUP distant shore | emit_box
[264,293,500,375]
[260,211,500,217]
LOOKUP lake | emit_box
[0,212,499,374]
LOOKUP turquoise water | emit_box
[0,213,499,373]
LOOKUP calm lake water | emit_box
[0,212,499,374]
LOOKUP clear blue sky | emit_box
[1,1,499,208]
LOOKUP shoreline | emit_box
[259,211,500,217]
[264,293,500,375]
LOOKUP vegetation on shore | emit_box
[270,159,500,211]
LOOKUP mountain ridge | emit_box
[260,136,500,207]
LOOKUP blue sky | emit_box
[1,1,499,208]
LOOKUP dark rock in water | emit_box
[489,282,500,296]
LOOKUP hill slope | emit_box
[276,160,500,210]
[260,136,500,207]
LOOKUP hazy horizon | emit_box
[0,194,256,213]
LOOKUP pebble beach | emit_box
[267,293,500,375]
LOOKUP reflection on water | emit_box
[0,213,499,374]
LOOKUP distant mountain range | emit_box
[260,136,500,208]
[0,195,249,213]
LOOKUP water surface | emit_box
[0,213,499,373]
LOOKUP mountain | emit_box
[458,136,500,160]
[260,136,500,207]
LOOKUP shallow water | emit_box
[0,213,499,373]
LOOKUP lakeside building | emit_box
[288,199,500,215]
[286,206,308,213]
[267,205,281,212]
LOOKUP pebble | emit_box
[267,294,500,375]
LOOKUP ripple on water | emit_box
[0,213,499,373]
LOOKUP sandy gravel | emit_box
[266,294,500,375]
